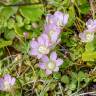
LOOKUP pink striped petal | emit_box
[0,78,4,91]
[46,69,52,75]
[39,63,46,69]
[50,52,57,61]
[41,55,49,63]
[37,53,43,59]
[30,40,38,48]
[11,78,16,85]
[53,67,59,72]
[29,49,37,56]
[56,59,63,66]
[63,14,69,25]
[4,74,11,83]
[38,36,44,45]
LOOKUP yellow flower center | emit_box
[47,61,56,70]
[57,20,62,26]
[38,46,49,54]
[86,32,94,42]
[49,30,55,36]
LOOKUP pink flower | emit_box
[0,74,16,91]
[86,19,96,32]
[29,34,50,59]
[46,11,69,27]
[39,52,63,75]
[54,11,69,27]
[44,24,61,44]
[79,29,94,42]
[79,19,96,42]
[23,32,29,39]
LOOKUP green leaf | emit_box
[4,30,16,40]
[8,18,15,29]
[0,7,15,20]
[25,25,32,30]
[82,51,96,61]
[61,59,73,69]
[61,75,69,84]
[14,24,23,37]
[78,71,86,82]
[20,5,44,21]
[79,3,90,14]
[24,18,30,24]
[0,40,12,48]
[69,82,76,91]
[85,42,94,52]
[53,73,61,80]
[71,72,78,83]
[16,15,24,27]
[38,70,46,78]
[67,6,75,27]
[77,0,88,5]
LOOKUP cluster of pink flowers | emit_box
[29,11,69,75]
[0,74,16,91]
[79,19,96,42]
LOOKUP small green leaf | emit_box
[82,51,96,61]
[14,24,23,37]
[85,42,94,52]
[0,7,15,20]
[0,40,12,48]
[38,70,46,78]
[79,3,90,14]
[20,5,44,21]
[69,83,76,91]
[8,18,15,29]
[78,71,86,82]
[25,25,32,30]
[16,15,24,27]
[4,30,16,40]
[61,75,69,84]
[53,73,61,80]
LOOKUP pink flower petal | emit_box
[86,19,93,29]
[29,49,37,56]
[46,14,54,24]
[56,59,63,66]
[0,78,4,91]
[79,32,86,42]
[50,52,57,61]
[38,36,44,45]
[37,53,43,59]
[46,69,52,75]
[39,63,46,69]
[11,78,16,85]
[41,34,50,47]
[51,34,58,43]
[53,67,59,72]
[41,55,49,63]
[63,14,69,25]
[30,40,38,48]
[4,74,11,83]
